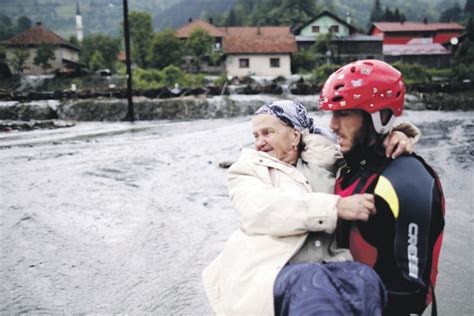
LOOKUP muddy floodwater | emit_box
[1,110,473,315]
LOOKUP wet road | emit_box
[0,111,473,315]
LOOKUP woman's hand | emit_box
[384,131,414,159]
[337,194,375,221]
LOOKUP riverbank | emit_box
[0,91,472,124]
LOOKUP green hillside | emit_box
[0,0,468,39]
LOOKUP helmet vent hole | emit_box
[363,61,374,66]
[336,68,344,74]
[396,91,401,98]
[332,96,343,102]
[335,84,345,91]
[350,66,356,73]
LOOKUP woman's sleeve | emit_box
[300,131,343,174]
[227,161,340,237]
[393,121,421,144]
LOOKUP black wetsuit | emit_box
[335,147,445,315]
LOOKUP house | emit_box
[383,41,452,68]
[176,19,225,74]
[3,22,80,75]
[370,21,465,45]
[293,11,383,63]
[370,21,464,68]
[176,19,297,77]
[223,26,297,77]
[176,18,224,50]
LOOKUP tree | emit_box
[16,16,32,33]
[291,49,318,73]
[0,15,14,41]
[148,28,183,69]
[186,28,214,72]
[128,11,153,68]
[90,50,105,71]
[394,8,402,22]
[226,8,240,26]
[466,0,474,17]
[369,0,384,25]
[8,48,30,75]
[68,35,79,48]
[33,44,55,73]
[440,3,463,22]
[452,17,474,81]
[312,33,337,61]
[384,8,394,21]
[277,0,318,26]
[80,34,121,71]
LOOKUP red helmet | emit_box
[319,59,405,134]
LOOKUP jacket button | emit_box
[314,240,321,248]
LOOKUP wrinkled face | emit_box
[329,110,364,154]
[252,114,301,165]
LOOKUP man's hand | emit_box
[337,194,375,221]
[384,131,414,159]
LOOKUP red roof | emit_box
[117,51,126,62]
[5,22,78,51]
[176,19,224,38]
[223,27,298,54]
[372,22,464,33]
[176,20,297,54]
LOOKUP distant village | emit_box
[0,2,470,86]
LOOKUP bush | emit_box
[130,65,206,89]
[452,63,474,82]
[213,72,228,87]
[426,67,453,80]
[310,64,341,85]
[160,65,184,87]
[133,68,162,89]
[390,62,431,85]
[182,73,206,88]
[292,50,318,74]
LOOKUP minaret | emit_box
[75,2,83,42]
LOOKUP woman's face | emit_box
[252,114,301,165]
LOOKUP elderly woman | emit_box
[203,100,417,316]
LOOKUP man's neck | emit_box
[342,144,387,176]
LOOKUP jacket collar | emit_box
[239,149,309,184]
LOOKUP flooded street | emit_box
[1,111,473,315]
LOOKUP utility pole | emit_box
[123,0,134,122]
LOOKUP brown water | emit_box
[0,111,472,315]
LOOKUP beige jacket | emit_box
[202,133,345,316]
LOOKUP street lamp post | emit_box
[122,0,134,122]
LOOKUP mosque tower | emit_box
[75,2,83,42]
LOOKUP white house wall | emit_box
[6,47,79,75]
[59,47,79,63]
[300,15,350,37]
[225,54,292,77]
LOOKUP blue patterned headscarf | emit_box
[255,100,336,143]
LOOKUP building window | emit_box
[312,25,320,33]
[270,58,280,68]
[330,25,339,33]
[239,58,249,68]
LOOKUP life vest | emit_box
[335,154,445,315]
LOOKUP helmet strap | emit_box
[370,111,397,134]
